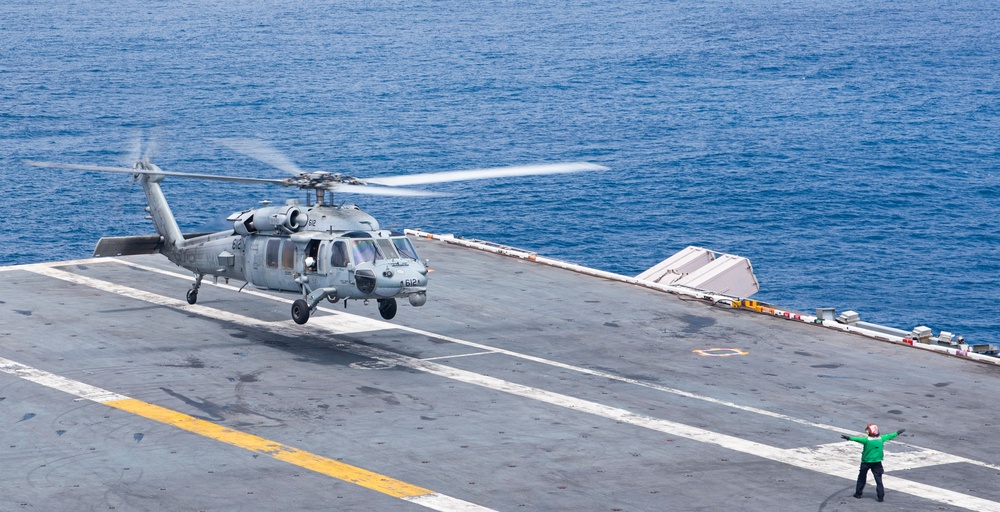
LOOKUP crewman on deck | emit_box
[842,423,905,502]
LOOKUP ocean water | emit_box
[2,1,998,344]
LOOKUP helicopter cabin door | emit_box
[257,238,299,292]
[314,241,327,275]
[328,240,353,288]
[245,236,266,288]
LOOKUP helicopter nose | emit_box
[375,265,427,289]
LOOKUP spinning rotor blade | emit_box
[135,170,288,186]
[30,142,606,199]
[126,128,161,164]
[27,161,141,174]
[126,135,143,165]
[143,130,160,162]
[24,161,290,186]
[327,183,447,197]
[213,138,306,175]
[365,162,609,187]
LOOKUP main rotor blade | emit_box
[126,134,142,165]
[143,128,161,162]
[213,138,306,175]
[141,171,290,186]
[26,161,138,173]
[327,183,448,197]
[25,161,291,186]
[364,162,609,187]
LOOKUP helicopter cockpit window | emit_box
[331,241,349,268]
[375,238,399,260]
[350,239,382,265]
[391,236,419,260]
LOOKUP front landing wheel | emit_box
[186,289,198,305]
[291,299,310,325]
[377,298,397,320]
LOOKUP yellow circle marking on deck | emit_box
[693,348,748,357]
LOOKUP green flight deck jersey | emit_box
[848,432,900,463]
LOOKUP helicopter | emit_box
[27,139,607,324]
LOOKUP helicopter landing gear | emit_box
[291,299,310,325]
[187,274,204,305]
[291,286,338,325]
[377,298,397,320]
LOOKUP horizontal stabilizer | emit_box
[93,232,212,258]
[93,235,163,257]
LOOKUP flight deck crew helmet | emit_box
[866,423,879,436]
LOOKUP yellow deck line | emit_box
[104,397,432,499]
[0,354,494,511]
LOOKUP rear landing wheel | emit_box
[187,274,204,305]
[291,299,310,325]
[377,298,397,320]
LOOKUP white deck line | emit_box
[100,257,1000,474]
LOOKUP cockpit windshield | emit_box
[391,236,419,260]
[375,238,399,260]
[347,236,419,265]
[350,239,382,264]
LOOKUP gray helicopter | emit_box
[28,139,606,324]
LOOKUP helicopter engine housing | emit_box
[232,205,307,235]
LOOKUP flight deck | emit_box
[1,235,998,511]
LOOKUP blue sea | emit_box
[2,1,998,344]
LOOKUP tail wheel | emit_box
[377,298,397,320]
[291,299,310,324]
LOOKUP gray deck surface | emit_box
[1,236,998,511]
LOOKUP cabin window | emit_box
[281,240,296,269]
[265,239,281,268]
[391,236,419,260]
[331,241,349,268]
[350,239,382,264]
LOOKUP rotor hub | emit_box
[286,172,368,190]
